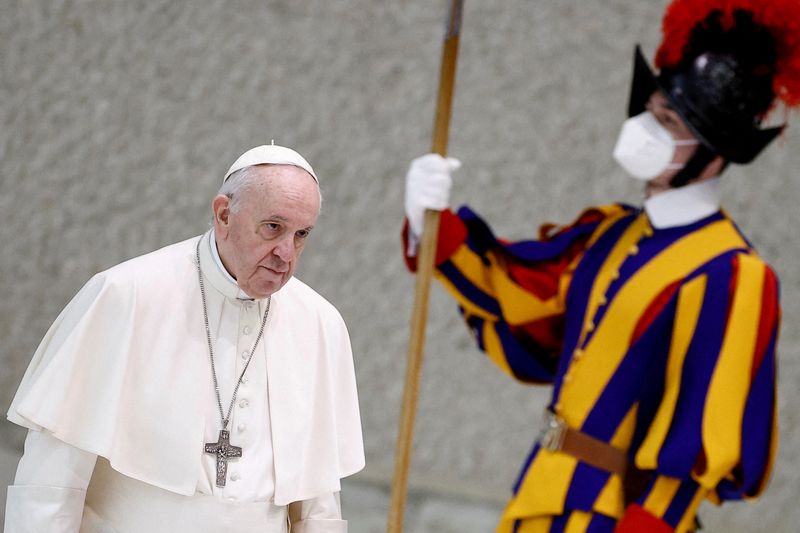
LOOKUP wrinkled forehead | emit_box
[243,165,321,211]
[250,163,317,183]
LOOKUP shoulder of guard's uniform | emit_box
[688,237,780,293]
[570,203,635,227]
[539,203,635,240]
[581,203,636,222]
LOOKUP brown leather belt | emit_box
[539,410,629,477]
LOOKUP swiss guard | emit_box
[402,0,800,531]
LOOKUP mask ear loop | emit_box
[669,143,716,188]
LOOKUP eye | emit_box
[652,110,684,135]
[296,229,311,239]
[258,222,283,239]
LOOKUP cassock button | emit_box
[237,423,246,432]
[241,376,249,384]
[243,325,251,335]
[241,350,249,360]
[230,472,240,481]
[239,399,249,408]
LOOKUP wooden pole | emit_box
[387,2,464,532]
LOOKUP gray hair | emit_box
[218,166,261,213]
[217,164,323,214]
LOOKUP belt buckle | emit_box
[539,410,567,452]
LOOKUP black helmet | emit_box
[626,1,800,168]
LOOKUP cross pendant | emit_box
[204,429,242,487]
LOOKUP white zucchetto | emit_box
[223,144,318,183]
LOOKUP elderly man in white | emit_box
[4,145,365,533]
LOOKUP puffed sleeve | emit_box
[402,205,623,383]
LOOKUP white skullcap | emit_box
[223,144,318,183]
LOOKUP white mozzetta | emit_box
[6,230,364,510]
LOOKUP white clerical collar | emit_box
[202,229,254,300]
[644,177,721,229]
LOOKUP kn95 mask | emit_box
[613,111,698,180]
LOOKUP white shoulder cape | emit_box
[7,232,365,505]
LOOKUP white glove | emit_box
[404,153,461,239]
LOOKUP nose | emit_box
[272,235,296,264]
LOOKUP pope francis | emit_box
[4,145,365,532]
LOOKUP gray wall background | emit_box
[2,1,799,531]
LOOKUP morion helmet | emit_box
[626,0,800,184]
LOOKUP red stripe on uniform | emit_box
[401,209,468,272]
[751,267,779,379]
[505,209,607,300]
[630,280,682,346]
[616,504,675,533]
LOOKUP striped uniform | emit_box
[406,204,779,533]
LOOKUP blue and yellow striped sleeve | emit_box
[631,252,780,530]
[404,205,622,383]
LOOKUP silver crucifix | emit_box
[204,429,242,487]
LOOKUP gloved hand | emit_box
[404,153,461,238]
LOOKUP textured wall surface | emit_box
[2,1,799,530]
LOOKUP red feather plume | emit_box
[655,0,800,108]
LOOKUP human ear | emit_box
[212,195,232,236]
[702,156,727,179]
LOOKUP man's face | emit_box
[643,91,700,196]
[213,165,320,299]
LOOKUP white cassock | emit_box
[4,230,365,532]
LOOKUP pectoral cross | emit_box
[205,429,242,487]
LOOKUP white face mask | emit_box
[612,111,699,181]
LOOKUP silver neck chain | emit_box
[195,238,270,430]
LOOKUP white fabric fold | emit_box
[4,485,87,533]
[83,458,289,533]
[6,429,346,532]
[289,492,347,533]
[14,429,98,488]
[290,519,349,533]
